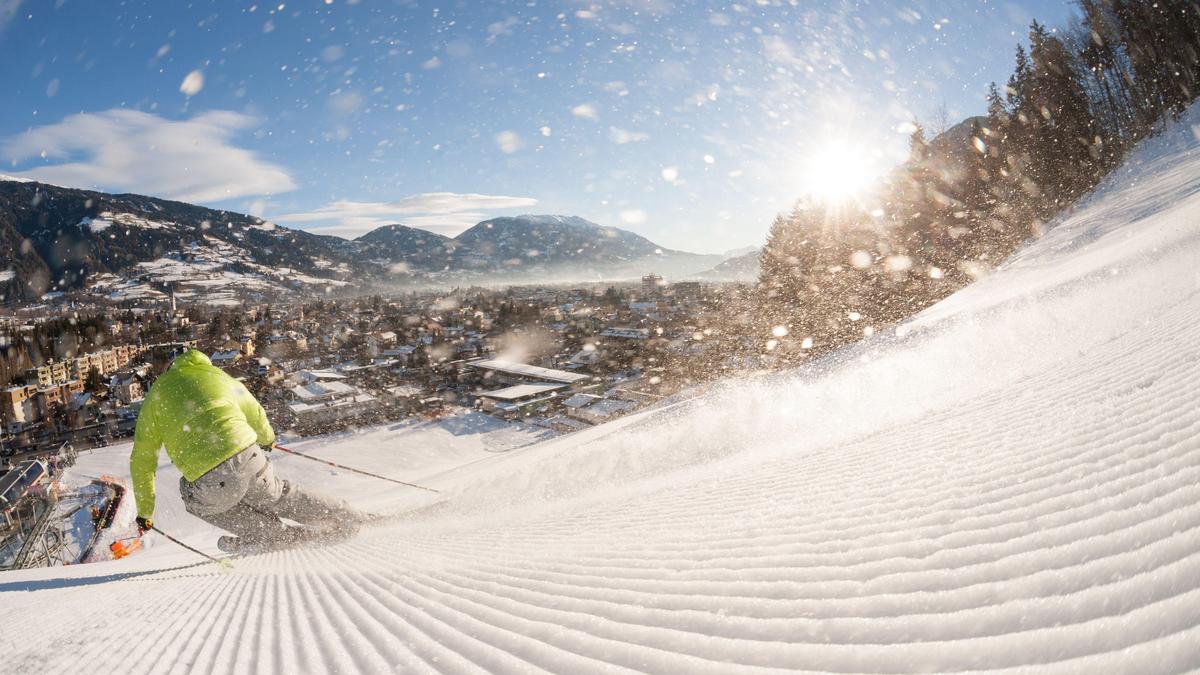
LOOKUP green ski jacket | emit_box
[130,349,275,518]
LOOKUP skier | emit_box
[130,349,365,552]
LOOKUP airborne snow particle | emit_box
[540,126,551,137]
[608,127,648,144]
[329,91,363,115]
[848,311,862,321]
[850,250,872,269]
[771,325,788,338]
[619,209,647,225]
[495,130,524,154]
[0,270,14,283]
[801,337,814,349]
[180,70,205,96]
[885,255,913,272]
[46,79,60,97]
[321,45,344,62]
[661,166,679,182]
[703,154,715,164]
[928,266,945,279]
[571,103,598,120]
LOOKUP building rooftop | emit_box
[288,393,376,415]
[478,382,567,401]
[562,393,602,409]
[600,327,651,339]
[290,380,357,401]
[469,358,589,384]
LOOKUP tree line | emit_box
[753,0,1200,365]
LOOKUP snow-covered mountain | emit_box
[0,179,719,302]
[0,181,364,303]
[691,247,761,281]
[354,223,458,272]
[4,101,1200,671]
[449,214,721,280]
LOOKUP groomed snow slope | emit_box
[6,110,1200,673]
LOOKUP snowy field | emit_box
[4,109,1200,672]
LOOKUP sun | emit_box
[799,139,882,204]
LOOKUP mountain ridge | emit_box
[0,180,719,303]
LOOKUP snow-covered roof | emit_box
[298,369,345,382]
[385,384,423,398]
[573,398,636,419]
[290,380,357,401]
[288,392,376,415]
[600,327,651,339]
[562,393,601,409]
[569,349,599,365]
[542,415,591,431]
[468,358,588,384]
[478,382,566,401]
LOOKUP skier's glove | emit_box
[262,443,275,453]
[135,516,153,535]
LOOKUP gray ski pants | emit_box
[179,445,360,543]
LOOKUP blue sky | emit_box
[0,0,1075,253]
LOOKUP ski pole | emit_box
[151,526,226,564]
[273,445,440,493]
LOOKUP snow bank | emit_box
[4,108,1200,672]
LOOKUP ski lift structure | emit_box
[0,444,127,571]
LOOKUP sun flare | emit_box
[800,139,882,204]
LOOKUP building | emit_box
[670,281,704,302]
[27,361,70,388]
[477,382,567,419]
[210,350,242,368]
[466,358,589,388]
[33,380,84,421]
[0,386,35,433]
[599,327,652,340]
[642,273,664,296]
[110,372,144,405]
[382,345,419,367]
[566,397,638,425]
[289,379,358,403]
[287,379,377,429]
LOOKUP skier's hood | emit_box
[171,349,213,370]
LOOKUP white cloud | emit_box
[0,108,295,203]
[272,192,538,239]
